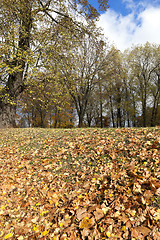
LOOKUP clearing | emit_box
[0,127,160,239]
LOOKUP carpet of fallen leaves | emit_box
[0,127,160,240]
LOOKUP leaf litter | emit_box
[0,127,160,239]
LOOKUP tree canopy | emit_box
[0,0,109,128]
[0,1,160,128]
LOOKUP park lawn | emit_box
[0,127,160,239]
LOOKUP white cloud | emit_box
[122,0,138,11]
[133,7,160,44]
[97,4,160,51]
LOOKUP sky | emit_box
[88,0,160,51]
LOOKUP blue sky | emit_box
[89,0,159,15]
[89,0,132,15]
[88,0,160,51]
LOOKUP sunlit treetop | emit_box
[0,0,109,20]
[68,0,109,18]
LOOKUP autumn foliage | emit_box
[0,127,160,239]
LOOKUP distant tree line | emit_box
[17,42,160,128]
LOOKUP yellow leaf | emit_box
[106,231,111,237]
[78,195,83,198]
[0,231,4,237]
[131,210,136,216]
[154,209,160,221]
[102,207,110,214]
[60,222,63,227]
[40,210,49,216]
[33,225,39,231]
[36,202,41,206]
[4,233,13,239]
[100,227,103,232]
[122,226,126,231]
[41,230,48,236]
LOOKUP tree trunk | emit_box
[151,74,160,126]
[78,112,84,128]
[151,100,156,127]
[109,96,115,128]
[40,110,45,128]
[100,99,103,128]
[98,80,103,128]
[142,98,146,127]
[87,113,92,127]
[0,70,25,128]
[125,83,130,127]
[0,101,17,128]
[127,116,130,127]
[116,91,122,127]
[117,106,122,127]
[54,108,58,128]
[0,1,32,128]
[132,95,136,127]
[75,94,89,128]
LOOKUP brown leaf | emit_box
[135,226,151,237]
[76,208,87,221]
[79,217,95,229]
[93,208,104,221]
[131,228,144,239]
[133,182,142,194]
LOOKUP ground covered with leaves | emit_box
[0,127,160,240]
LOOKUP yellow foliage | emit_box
[106,231,111,237]
[41,230,49,236]
[4,233,13,239]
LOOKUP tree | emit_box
[52,28,110,127]
[85,46,117,128]
[126,42,160,127]
[121,50,139,127]
[150,45,160,126]
[0,0,33,127]
[19,72,74,128]
[0,0,109,128]
[150,70,160,126]
[102,47,126,127]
